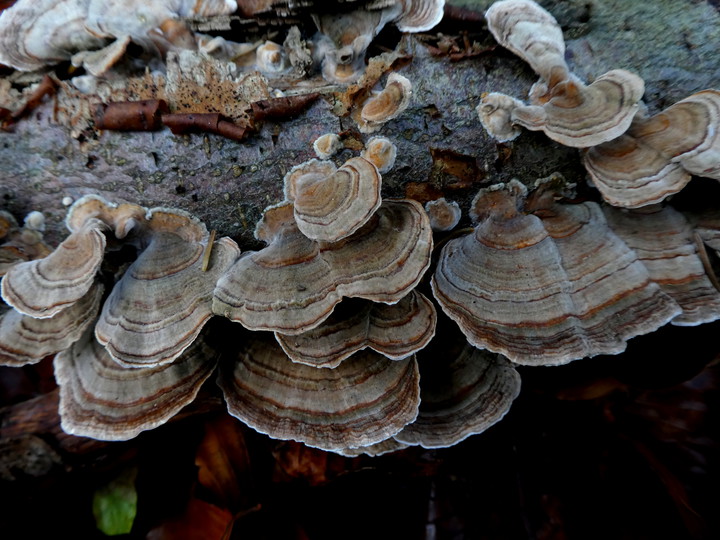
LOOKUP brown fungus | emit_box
[1,217,107,318]
[604,204,720,326]
[0,282,103,367]
[485,0,568,85]
[312,133,344,160]
[0,0,238,73]
[431,181,680,365]
[476,92,525,143]
[396,0,446,33]
[0,0,105,71]
[481,0,645,147]
[582,134,690,209]
[394,345,521,448]
[355,72,413,134]
[284,156,382,242]
[95,234,240,368]
[87,203,240,368]
[55,326,217,441]
[361,136,398,174]
[213,200,433,335]
[583,89,720,207]
[425,197,462,232]
[275,290,437,368]
[512,70,645,147]
[218,337,420,452]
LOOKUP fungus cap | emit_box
[1,218,106,318]
[485,0,568,84]
[511,70,646,147]
[357,72,412,133]
[284,156,382,243]
[425,198,462,232]
[395,346,521,448]
[361,136,398,174]
[95,234,240,368]
[312,133,344,160]
[477,92,525,142]
[218,338,421,452]
[55,327,217,441]
[213,200,433,335]
[396,0,446,33]
[0,282,103,367]
[629,89,720,180]
[583,134,691,208]
[432,182,680,365]
[604,204,720,326]
[275,290,437,368]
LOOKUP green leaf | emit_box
[92,466,138,536]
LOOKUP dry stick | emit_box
[93,99,169,131]
[161,113,250,141]
[250,93,320,121]
[202,230,217,272]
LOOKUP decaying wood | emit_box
[0,0,720,464]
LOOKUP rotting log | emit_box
[0,0,719,460]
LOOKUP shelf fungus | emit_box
[395,0,446,33]
[394,345,520,449]
[1,217,107,318]
[54,326,217,441]
[425,197,462,232]
[0,283,103,366]
[431,181,681,365]
[603,204,720,326]
[213,200,433,335]
[0,0,239,75]
[218,337,421,452]
[283,156,382,242]
[79,201,241,368]
[275,290,437,368]
[0,0,106,71]
[355,72,413,134]
[476,92,526,143]
[485,0,568,86]
[2,195,240,370]
[312,133,344,160]
[481,0,644,147]
[361,136,398,174]
[0,210,51,276]
[312,1,444,84]
[583,89,720,208]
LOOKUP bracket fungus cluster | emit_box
[583,90,720,207]
[313,0,444,83]
[0,0,444,86]
[0,129,524,453]
[432,180,681,365]
[0,195,239,438]
[479,0,644,147]
[3,0,720,462]
[0,0,239,75]
[478,0,720,209]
